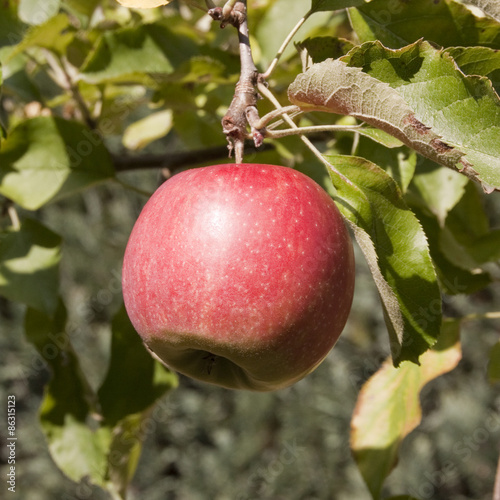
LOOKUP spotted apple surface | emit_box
[122,163,355,391]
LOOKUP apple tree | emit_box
[1,0,500,499]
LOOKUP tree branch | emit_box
[210,0,261,163]
[112,142,274,173]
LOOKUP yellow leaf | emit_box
[350,319,462,499]
[116,0,173,9]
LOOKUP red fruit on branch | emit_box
[122,163,355,391]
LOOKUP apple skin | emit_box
[122,163,355,391]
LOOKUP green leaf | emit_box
[406,204,492,296]
[25,302,110,487]
[326,155,441,365]
[164,55,235,85]
[123,109,173,151]
[0,218,61,315]
[311,0,367,13]
[63,0,101,18]
[0,116,114,210]
[289,39,500,192]
[0,3,28,48]
[409,161,469,227]
[439,182,500,268]
[25,302,177,499]
[355,127,404,150]
[296,36,354,65]
[116,0,173,8]
[488,341,500,384]
[255,0,336,67]
[98,305,178,427]
[98,306,177,497]
[348,0,500,49]
[80,23,198,84]
[462,0,500,23]
[445,46,500,95]
[354,135,415,192]
[351,319,462,500]
[18,0,61,26]
[5,13,73,62]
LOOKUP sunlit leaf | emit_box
[116,0,172,8]
[326,155,441,365]
[289,39,500,192]
[409,161,469,227]
[80,23,197,84]
[463,0,500,23]
[348,0,500,49]
[311,0,367,12]
[351,319,462,500]
[18,0,61,26]
[25,302,177,498]
[25,302,110,487]
[5,13,73,62]
[445,45,500,94]
[354,134,415,192]
[296,36,354,69]
[123,109,173,150]
[0,116,114,210]
[256,0,336,67]
[0,218,61,315]
[408,206,492,295]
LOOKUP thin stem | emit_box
[254,105,301,129]
[112,142,275,172]
[257,81,353,185]
[114,178,154,198]
[261,9,312,79]
[267,124,364,139]
[44,50,96,130]
[7,205,21,231]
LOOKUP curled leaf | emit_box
[289,58,466,173]
[288,39,500,192]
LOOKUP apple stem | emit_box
[209,0,263,163]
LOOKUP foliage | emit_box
[1,0,499,499]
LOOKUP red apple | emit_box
[122,163,355,391]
